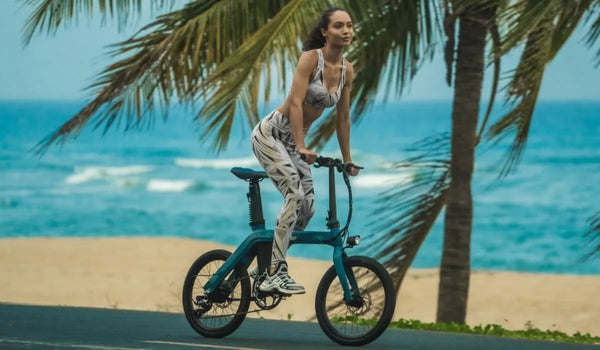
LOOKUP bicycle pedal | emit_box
[269,292,290,298]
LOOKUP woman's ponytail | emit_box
[302,7,346,51]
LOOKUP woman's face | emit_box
[322,11,353,48]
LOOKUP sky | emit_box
[0,0,598,102]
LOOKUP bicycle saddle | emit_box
[231,167,268,181]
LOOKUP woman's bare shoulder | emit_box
[344,60,354,82]
[344,59,354,72]
[294,50,319,76]
[298,49,319,64]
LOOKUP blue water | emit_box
[1,100,599,274]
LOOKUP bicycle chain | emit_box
[194,273,289,319]
[195,306,274,319]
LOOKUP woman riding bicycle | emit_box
[251,7,361,295]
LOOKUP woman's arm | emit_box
[288,51,318,163]
[336,62,357,174]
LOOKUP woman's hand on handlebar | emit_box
[298,147,318,164]
[345,162,361,176]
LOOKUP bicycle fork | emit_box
[332,244,362,306]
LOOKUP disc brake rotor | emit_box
[347,288,372,316]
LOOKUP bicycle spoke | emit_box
[316,257,395,345]
[183,250,251,337]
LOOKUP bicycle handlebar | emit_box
[301,155,364,173]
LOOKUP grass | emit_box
[331,316,600,344]
[390,319,600,344]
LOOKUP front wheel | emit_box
[182,249,251,338]
[315,256,396,346]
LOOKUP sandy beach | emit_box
[1,237,598,336]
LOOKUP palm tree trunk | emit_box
[437,2,494,324]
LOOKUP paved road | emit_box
[0,304,597,349]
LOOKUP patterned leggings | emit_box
[251,110,315,267]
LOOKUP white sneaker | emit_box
[258,261,305,295]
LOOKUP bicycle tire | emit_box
[315,256,396,346]
[182,249,251,338]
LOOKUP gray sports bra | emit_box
[303,48,346,109]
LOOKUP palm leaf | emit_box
[488,23,552,176]
[21,0,177,45]
[485,0,596,176]
[582,211,600,260]
[585,2,600,67]
[477,19,502,145]
[549,0,595,60]
[195,0,332,150]
[32,0,290,154]
[496,0,556,56]
[443,1,457,86]
[364,133,451,291]
[347,0,439,114]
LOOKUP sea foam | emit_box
[175,157,258,169]
[65,166,153,184]
[146,179,195,192]
[352,172,413,188]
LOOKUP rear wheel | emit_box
[315,256,396,346]
[182,249,250,338]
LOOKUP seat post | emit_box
[327,165,340,229]
[247,179,271,272]
[247,179,266,230]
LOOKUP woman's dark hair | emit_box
[302,7,347,51]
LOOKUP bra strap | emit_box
[316,48,325,78]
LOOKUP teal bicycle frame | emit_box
[203,158,359,302]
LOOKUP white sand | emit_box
[1,237,598,336]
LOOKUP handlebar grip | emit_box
[300,153,325,164]
[299,153,365,172]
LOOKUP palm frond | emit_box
[585,2,600,67]
[476,18,502,145]
[33,0,289,154]
[195,0,332,150]
[443,2,457,86]
[364,133,451,291]
[582,211,600,260]
[497,0,596,57]
[486,0,597,176]
[486,3,557,177]
[496,0,556,56]
[549,0,595,60]
[346,0,440,114]
[21,0,178,45]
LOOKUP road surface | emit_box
[0,304,596,349]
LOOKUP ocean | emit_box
[1,100,599,275]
